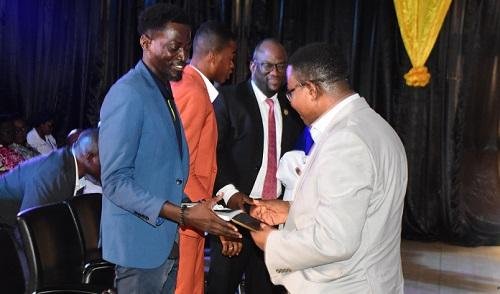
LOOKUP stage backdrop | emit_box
[0,0,498,245]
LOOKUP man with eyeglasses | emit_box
[208,38,303,294]
[250,43,407,293]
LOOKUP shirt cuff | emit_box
[217,184,239,205]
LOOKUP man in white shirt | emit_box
[250,42,408,294]
[26,113,57,154]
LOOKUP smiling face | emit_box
[142,21,192,82]
[250,40,287,97]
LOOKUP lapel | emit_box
[242,80,265,147]
[136,61,188,161]
[277,91,295,154]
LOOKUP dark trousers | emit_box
[207,233,286,294]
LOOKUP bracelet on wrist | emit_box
[179,205,187,227]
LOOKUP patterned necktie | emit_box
[262,98,277,199]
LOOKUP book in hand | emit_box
[212,205,262,232]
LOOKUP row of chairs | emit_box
[0,193,115,293]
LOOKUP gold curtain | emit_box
[394,0,452,87]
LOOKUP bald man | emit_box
[0,128,100,223]
[207,39,304,294]
[171,21,237,294]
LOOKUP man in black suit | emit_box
[0,128,100,224]
[207,39,304,294]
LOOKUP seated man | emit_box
[0,128,100,224]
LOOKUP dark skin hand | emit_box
[161,196,241,239]
[219,235,243,257]
[226,192,255,210]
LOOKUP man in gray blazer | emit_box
[0,128,100,225]
[250,43,408,293]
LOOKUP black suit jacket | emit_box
[0,148,76,223]
[213,80,304,195]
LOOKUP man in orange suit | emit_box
[171,21,237,294]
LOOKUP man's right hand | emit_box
[250,199,290,226]
[184,196,242,239]
[227,192,254,210]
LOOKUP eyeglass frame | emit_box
[253,61,288,73]
[285,81,304,101]
[285,79,326,101]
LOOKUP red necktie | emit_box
[262,98,277,199]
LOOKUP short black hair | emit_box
[289,42,349,87]
[137,3,190,35]
[31,111,54,127]
[192,21,235,56]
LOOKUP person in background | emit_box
[171,20,237,294]
[250,42,408,293]
[0,128,101,223]
[9,116,39,160]
[207,38,304,294]
[0,116,24,174]
[98,4,241,293]
[26,112,57,154]
[66,128,102,194]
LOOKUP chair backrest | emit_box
[66,193,103,263]
[17,202,85,291]
[0,224,25,293]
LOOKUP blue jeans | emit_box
[115,256,179,294]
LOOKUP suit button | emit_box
[176,179,183,185]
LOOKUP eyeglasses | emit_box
[254,61,287,73]
[285,81,304,101]
[285,79,327,101]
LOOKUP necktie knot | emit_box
[265,98,274,109]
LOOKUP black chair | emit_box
[17,203,110,293]
[0,224,25,293]
[66,193,115,287]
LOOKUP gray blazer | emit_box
[265,95,407,293]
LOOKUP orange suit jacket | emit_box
[172,65,218,202]
[171,65,218,294]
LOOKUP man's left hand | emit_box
[250,223,275,251]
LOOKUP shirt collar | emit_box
[71,148,82,195]
[310,93,360,143]
[190,65,219,103]
[251,80,278,102]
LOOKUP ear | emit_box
[140,34,151,50]
[306,82,319,101]
[249,60,257,73]
[207,51,217,64]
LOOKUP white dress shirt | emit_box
[26,128,57,154]
[191,65,219,102]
